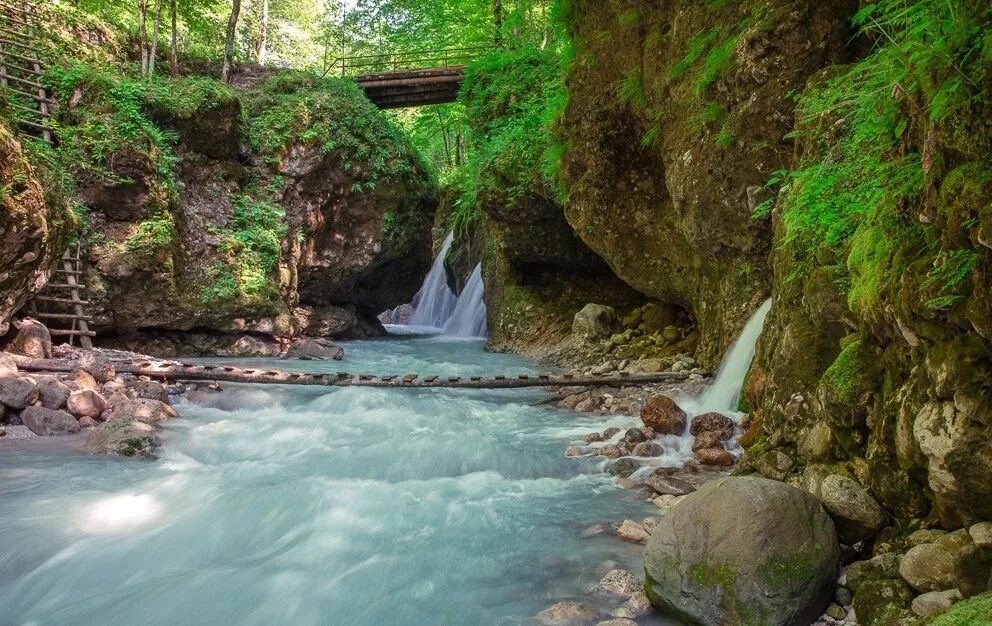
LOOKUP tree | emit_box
[220,0,242,83]
[148,0,165,76]
[256,0,270,65]
[138,0,149,75]
[170,0,179,75]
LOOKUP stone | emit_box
[953,543,992,598]
[846,554,902,593]
[0,377,38,409]
[900,543,956,593]
[130,379,168,402]
[602,427,620,440]
[689,412,734,440]
[755,449,795,481]
[621,591,652,618]
[826,603,847,620]
[77,415,97,428]
[85,419,159,457]
[644,476,839,626]
[0,353,17,378]
[851,578,914,626]
[645,473,696,497]
[588,569,642,597]
[970,522,992,547]
[632,441,663,457]
[607,458,640,478]
[20,406,79,436]
[584,432,603,443]
[572,304,619,341]
[535,601,605,625]
[77,353,115,383]
[10,318,52,359]
[691,431,724,452]
[908,528,949,547]
[286,337,345,361]
[565,446,586,457]
[597,444,625,459]
[107,397,178,424]
[641,395,686,435]
[36,378,71,410]
[67,389,109,419]
[654,494,682,510]
[68,369,100,391]
[912,589,962,618]
[835,586,853,606]
[798,421,834,462]
[937,529,975,557]
[695,448,734,466]
[616,519,650,544]
[818,474,888,544]
[622,427,647,446]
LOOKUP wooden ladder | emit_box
[28,243,95,348]
[0,0,53,144]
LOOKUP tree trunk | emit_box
[138,0,149,76]
[493,0,503,45]
[169,0,178,75]
[220,0,242,84]
[148,0,165,76]
[257,0,270,65]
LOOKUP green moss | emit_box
[922,592,992,626]
[759,540,825,589]
[126,213,175,252]
[821,336,876,405]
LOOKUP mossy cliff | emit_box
[743,1,992,528]
[557,0,857,368]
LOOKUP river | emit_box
[0,335,670,625]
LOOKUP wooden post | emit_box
[65,243,92,349]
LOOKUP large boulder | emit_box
[852,578,915,625]
[0,377,39,409]
[641,395,687,435]
[572,304,619,340]
[107,397,177,423]
[67,389,109,419]
[9,318,52,359]
[644,476,839,626]
[817,474,889,543]
[689,412,735,440]
[85,418,159,457]
[286,337,344,361]
[900,542,956,593]
[37,377,71,409]
[21,406,79,436]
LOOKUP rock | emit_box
[0,423,4,437]
[588,569,642,597]
[572,304,619,340]
[584,432,603,443]
[67,389,109,419]
[615,477,638,489]
[602,427,620,440]
[645,473,696,497]
[644,476,839,626]
[85,419,159,457]
[912,589,962,618]
[908,528,949,547]
[597,444,626,459]
[36,378,71,410]
[68,369,100,391]
[852,578,914,625]
[654,494,682,510]
[622,427,647,446]
[0,377,38,409]
[835,586,853,606]
[130,379,168,402]
[620,591,652,618]
[638,358,665,373]
[608,458,640,478]
[818,474,888,544]
[953,543,992,598]
[641,395,686,435]
[0,353,17,378]
[938,529,976,558]
[20,406,79,436]
[900,542,956,593]
[77,415,97,428]
[798,421,834,461]
[107,397,178,423]
[286,337,345,361]
[77,353,115,383]
[695,448,734,466]
[616,519,650,544]
[565,446,586,457]
[825,603,847,620]
[846,554,902,592]
[689,412,734,440]
[970,522,992,548]
[632,441,663,457]
[10,318,52,358]
[691,431,724,452]
[535,601,606,625]
[755,449,795,481]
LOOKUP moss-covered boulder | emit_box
[643,476,839,626]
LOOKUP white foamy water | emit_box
[442,263,487,338]
[407,233,458,328]
[0,336,672,626]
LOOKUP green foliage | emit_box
[127,213,175,252]
[921,249,979,310]
[822,336,876,404]
[618,9,641,29]
[206,194,288,304]
[922,592,992,626]
[617,71,648,111]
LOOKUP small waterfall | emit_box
[696,298,772,413]
[408,233,458,328]
[442,264,487,338]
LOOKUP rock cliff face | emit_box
[0,122,73,336]
[558,0,857,367]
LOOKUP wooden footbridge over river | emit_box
[11,355,695,390]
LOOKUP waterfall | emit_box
[442,264,487,338]
[407,233,458,328]
[696,298,772,413]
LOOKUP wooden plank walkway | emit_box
[9,355,696,389]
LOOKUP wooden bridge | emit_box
[337,47,491,109]
[11,355,697,390]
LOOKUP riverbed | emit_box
[0,335,671,625]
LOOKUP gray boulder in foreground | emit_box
[644,475,839,626]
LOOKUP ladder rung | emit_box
[48,329,96,337]
[0,46,43,67]
[8,101,49,117]
[17,117,52,132]
[33,296,90,305]
[32,312,92,321]
[55,269,82,275]
[0,72,44,89]
[0,61,42,76]
[0,13,32,28]
[44,283,88,290]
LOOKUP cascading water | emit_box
[407,233,458,328]
[442,264,487,338]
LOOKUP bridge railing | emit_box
[335,46,494,77]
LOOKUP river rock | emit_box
[953,543,992,598]
[846,553,902,592]
[68,369,100,391]
[20,406,79,436]
[85,418,159,457]
[108,397,177,424]
[645,473,695,497]
[0,353,17,378]
[852,578,914,625]
[536,601,606,625]
[620,591,652,618]
[588,569,642,597]
[77,415,97,428]
[10,318,52,358]
[900,542,956,592]
[616,519,650,544]
[584,432,603,443]
[632,441,663,457]
[572,304,619,340]
[37,378,71,409]
[622,427,647,447]
[130,379,168,402]
[0,377,38,409]
[597,444,625,459]
[286,337,345,361]
[689,412,734,440]
[691,431,724,452]
[77,353,115,383]
[67,389,109,419]
[644,476,839,626]
[818,474,888,543]
[908,528,949,547]
[970,522,992,547]
[565,446,586,457]
[608,458,639,478]
[641,395,686,435]
[912,589,962,618]
[602,427,620,440]
[695,448,734,466]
